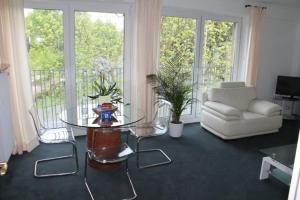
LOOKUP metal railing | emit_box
[31,65,231,127]
[31,68,123,127]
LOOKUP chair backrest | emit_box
[202,82,247,104]
[219,81,245,88]
[152,99,172,133]
[28,106,45,137]
[208,82,257,110]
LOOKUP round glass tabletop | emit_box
[59,104,144,128]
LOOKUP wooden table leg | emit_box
[86,127,122,169]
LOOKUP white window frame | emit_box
[161,7,242,123]
[24,0,133,134]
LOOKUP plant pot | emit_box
[98,95,111,105]
[169,122,183,138]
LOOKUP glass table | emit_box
[60,104,144,169]
[259,144,297,185]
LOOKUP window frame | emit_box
[24,0,133,134]
[24,1,243,124]
[161,7,242,123]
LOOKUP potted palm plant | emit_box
[153,54,194,138]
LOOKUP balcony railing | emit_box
[31,68,123,128]
[31,65,229,127]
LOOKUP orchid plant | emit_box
[88,57,122,104]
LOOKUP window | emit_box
[160,16,197,115]
[25,8,65,127]
[24,2,131,132]
[160,12,240,122]
[74,11,125,120]
[201,19,237,90]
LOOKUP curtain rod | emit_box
[245,4,267,9]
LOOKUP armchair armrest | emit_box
[248,99,281,117]
[203,101,241,117]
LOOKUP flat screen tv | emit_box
[275,76,300,98]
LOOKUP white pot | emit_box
[169,122,183,138]
[98,95,111,105]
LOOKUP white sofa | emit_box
[201,82,283,139]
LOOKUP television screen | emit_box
[275,76,300,97]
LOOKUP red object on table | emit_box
[101,103,113,109]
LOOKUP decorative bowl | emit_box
[92,105,118,115]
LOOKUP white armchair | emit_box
[201,82,283,139]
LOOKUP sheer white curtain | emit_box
[245,6,266,87]
[0,0,39,154]
[132,0,162,122]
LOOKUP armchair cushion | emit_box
[208,87,256,110]
[204,101,241,117]
[247,99,281,117]
[202,106,240,121]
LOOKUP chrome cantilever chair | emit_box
[129,99,172,169]
[29,106,79,178]
[84,128,137,200]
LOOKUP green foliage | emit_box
[25,10,123,70]
[25,9,64,70]
[28,47,63,69]
[25,9,124,108]
[159,17,196,116]
[202,20,235,90]
[154,54,194,124]
[160,17,196,75]
[74,12,123,69]
[160,17,236,94]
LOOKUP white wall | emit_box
[291,22,300,114]
[163,0,246,16]
[255,5,300,115]
[291,22,300,76]
[256,17,299,100]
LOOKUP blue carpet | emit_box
[0,120,299,200]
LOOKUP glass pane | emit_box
[201,19,236,92]
[260,144,296,168]
[74,12,124,120]
[160,16,197,115]
[25,8,65,127]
